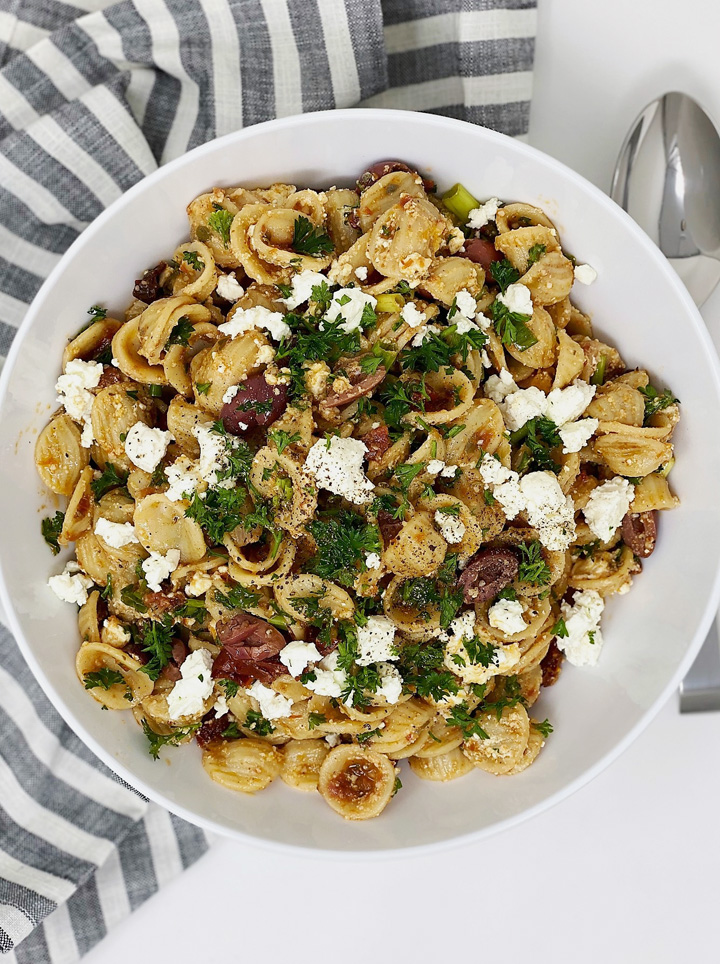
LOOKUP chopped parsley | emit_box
[491,299,538,351]
[182,250,204,272]
[101,574,114,600]
[120,584,148,613]
[517,540,551,586]
[245,710,275,736]
[214,584,262,610]
[196,382,211,395]
[41,511,65,554]
[91,463,128,499]
[269,429,301,455]
[218,678,239,698]
[551,617,568,638]
[527,243,546,266]
[88,305,107,320]
[222,721,242,739]
[305,512,380,587]
[142,719,199,760]
[399,641,458,702]
[639,384,679,421]
[185,486,248,544]
[489,259,520,292]
[512,416,562,474]
[83,668,125,691]
[533,718,554,737]
[291,215,333,258]
[445,702,490,741]
[165,316,195,347]
[308,712,327,730]
[208,206,234,246]
[135,617,175,680]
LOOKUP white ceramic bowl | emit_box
[2,109,720,856]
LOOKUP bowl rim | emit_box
[3,107,720,859]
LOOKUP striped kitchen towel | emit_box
[0,0,538,960]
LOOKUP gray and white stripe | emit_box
[0,0,537,959]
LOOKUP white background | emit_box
[85,1,720,961]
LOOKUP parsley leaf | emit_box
[308,712,327,730]
[527,243,546,266]
[517,540,551,585]
[83,668,125,691]
[135,617,175,680]
[185,486,247,544]
[142,719,199,760]
[445,702,490,741]
[91,463,129,499]
[533,718,554,737]
[491,299,538,351]
[269,429,301,455]
[305,512,380,587]
[245,710,275,736]
[218,678,239,697]
[208,206,234,246]
[291,215,333,258]
[182,250,204,272]
[41,511,65,554]
[639,384,679,421]
[489,259,520,292]
[165,316,194,347]
[399,640,458,701]
[214,584,262,610]
[551,617,568,638]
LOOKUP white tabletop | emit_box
[85,1,720,961]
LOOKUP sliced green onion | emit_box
[376,293,405,314]
[657,457,675,478]
[442,183,479,223]
[148,384,163,397]
[590,355,607,386]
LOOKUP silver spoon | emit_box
[611,92,720,711]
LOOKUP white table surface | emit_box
[84,1,720,961]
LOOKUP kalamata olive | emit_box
[361,424,391,462]
[211,654,286,686]
[322,365,387,408]
[133,261,167,303]
[460,238,501,274]
[356,160,435,193]
[215,613,287,662]
[159,639,189,681]
[621,510,657,558]
[457,547,519,603]
[221,374,288,434]
[196,716,229,748]
[540,640,564,687]
[377,510,403,545]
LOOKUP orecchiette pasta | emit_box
[39,160,680,822]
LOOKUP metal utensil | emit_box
[611,92,720,712]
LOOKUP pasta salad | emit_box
[37,161,680,820]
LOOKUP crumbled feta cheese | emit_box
[574,263,598,285]
[376,663,403,704]
[247,680,294,720]
[305,361,330,398]
[213,694,229,718]
[356,616,397,666]
[94,518,139,549]
[102,617,131,647]
[185,571,214,597]
[364,552,381,571]
[439,609,477,647]
[545,381,596,427]
[478,454,525,519]
[167,648,215,720]
[305,651,348,698]
[218,305,291,342]
[124,422,172,473]
[255,344,275,366]
[467,197,500,230]
[557,589,604,666]
[583,476,635,542]
[426,459,446,475]
[324,288,377,333]
[193,423,230,487]
[488,598,527,636]
[559,417,599,454]
[325,734,341,747]
[279,640,322,677]
[55,359,103,448]
[410,324,440,346]
[305,436,374,505]
[354,266,369,281]
[518,471,576,551]
[222,385,240,404]
[501,386,548,432]
[454,288,478,319]
[434,510,466,544]
[141,548,181,592]
[164,455,203,502]
[400,301,427,328]
[440,464,459,479]
[48,562,94,605]
[215,272,244,302]
[484,368,518,404]
[481,350,492,368]
[455,315,480,334]
[280,270,328,309]
[478,454,514,487]
[497,282,533,316]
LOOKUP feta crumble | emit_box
[356,616,397,666]
[48,562,94,605]
[255,344,275,366]
[434,509,466,544]
[218,305,291,341]
[279,640,322,677]
[502,386,548,432]
[305,650,348,698]
[440,464,459,479]
[305,436,374,505]
[281,269,327,310]
[124,422,172,473]
[544,381,596,427]
[488,598,527,636]
[164,455,203,502]
[247,680,294,720]
[324,288,377,333]
[215,272,244,302]
[454,288,479,320]
[574,263,598,285]
[102,617,131,647]
[426,459,446,475]
[518,471,576,551]
[497,282,533,317]
[141,548,181,592]
[222,385,241,404]
[484,368,518,405]
[558,417,599,454]
[167,648,215,721]
[400,301,427,328]
[213,694,229,718]
[364,552,381,570]
[376,663,403,704]
[557,589,604,666]
[583,476,635,542]
[55,359,103,449]
[185,571,214,597]
[410,324,440,346]
[467,197,500,230]
[194,424,231,487]
[94,518,139,549]
[354,266,369,281]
